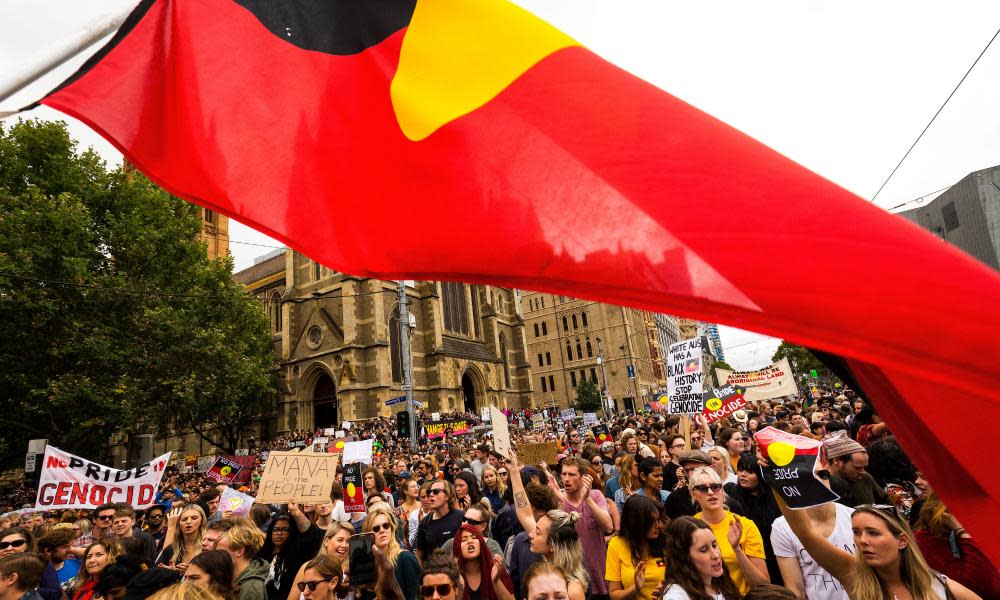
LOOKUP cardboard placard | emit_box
[342,462,365,512]
[256,451,339,504]
[518,441,561,467]
[491,406,511,458]
[754,427,839,509]
[667,338,703,414]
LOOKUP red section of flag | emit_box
[38,0,1000,563]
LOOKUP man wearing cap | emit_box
[824,432,888,507]
[665,450,746,519]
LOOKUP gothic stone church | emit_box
[236,249,533,433]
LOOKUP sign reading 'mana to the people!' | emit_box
[256,451,339,504]
[754,427,839,509]
[666,338,703,414]
[35,446,171,510]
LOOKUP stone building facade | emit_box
[521,293,660,413]
[236,250,532,431]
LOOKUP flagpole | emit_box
[397,280,417,452]
[0,7,132,107]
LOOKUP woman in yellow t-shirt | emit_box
[605,495,667,600]
[689,466,768,595]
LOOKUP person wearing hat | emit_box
[664,451,745,519]
[824,432,888,507]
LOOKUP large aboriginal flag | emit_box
[29,0,1000,563]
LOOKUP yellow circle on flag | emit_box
[767,441,796,467]
[346,482,357,498]
[658,394,669,404]
[335,440,345,449]
[706,397,722,411]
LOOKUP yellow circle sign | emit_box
[706,397,722,411]
[657,394,669,404]
[346,482,357,498]
[767,441,796,467]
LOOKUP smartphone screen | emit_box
[348,532,376,588]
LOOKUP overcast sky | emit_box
[3,1,998,369]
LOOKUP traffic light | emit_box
[397,410,410,438]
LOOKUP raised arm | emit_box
[507,449,537,534]
[771,490,856,588]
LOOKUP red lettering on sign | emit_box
[45,456,67,469]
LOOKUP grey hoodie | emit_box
[236,558,270,600]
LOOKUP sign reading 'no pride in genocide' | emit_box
[256,451,339,504]
[754,427,839,509]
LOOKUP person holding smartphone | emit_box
[361,507,420,600]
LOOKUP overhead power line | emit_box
[870,24,1000,203]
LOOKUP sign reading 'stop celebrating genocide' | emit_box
[666,338,703,414]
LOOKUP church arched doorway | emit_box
[313,373,338,429]
[462,372,477,413]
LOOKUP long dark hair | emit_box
[664,517,740,600]
[454,471,481,504]
[189,550,235,600]
[619,495,664,563]
[258,514,301,559]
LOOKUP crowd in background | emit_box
[1,386,998,600]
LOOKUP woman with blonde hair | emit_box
[612,455,638,513]
[363,506,419,600]
[71,538,123,600]
[706,446,738,486]
[689,466,768,595]
[480,465,506,513]
[149,581,217,600]
[287,522,353,600]
[158,505,208,572]
[773,490,981,599]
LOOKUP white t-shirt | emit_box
[662,584,723,600]
[770,503,856,600]
[330,499,351,522]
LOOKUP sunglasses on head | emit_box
[0,539,27,550]
[854,503,905,523]
[692,483,723,494]
[297,579,331,592]
[421,584,453,597]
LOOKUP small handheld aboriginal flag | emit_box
[754,427,838,509]
[592,424,613,444]
[342,462,365,513]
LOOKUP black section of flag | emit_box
[234,0,416,55]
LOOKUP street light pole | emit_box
[397,281,417,451]
[596,337,613,416]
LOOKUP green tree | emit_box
[0,119,277,466]
[771,342,829,378]
[574,379,602,412]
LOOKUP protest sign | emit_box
[206,455,253,484]
[313,436,329,446]
[531,414,544,430]
[342,462,365,512]
[324,428,336,436]
[35,446,170,510]
[754,427,839,509]
[184,454,198,467]
[219,486,255,516]
[715,358,798,401]
[583,412,598,427]
[328,437,349,454]
[560,409,576,422]
[431,412,440,421]
[343,439,374,465]
[666,338,703,414]
[481,407,491,422]
[255,451,339,504]
[425,419,469,439]
[702,385,748,424]
[518,442,561,466]
[591,424,613,445]
[490,406,511,458]
[197,455,216,472]
[234,449,250,456]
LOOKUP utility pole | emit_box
[596,337,613,416]
[397,281,417,451]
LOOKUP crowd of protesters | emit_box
[1,388,998,600]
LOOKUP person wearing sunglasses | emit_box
[414,482,464,565]
[364,506,420,600]
[690,467,768,596]
[0,528,32,560]
[296,555,343,600]
[418,552,462,600]
[439,503,504,560]
[773,493,982,599]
